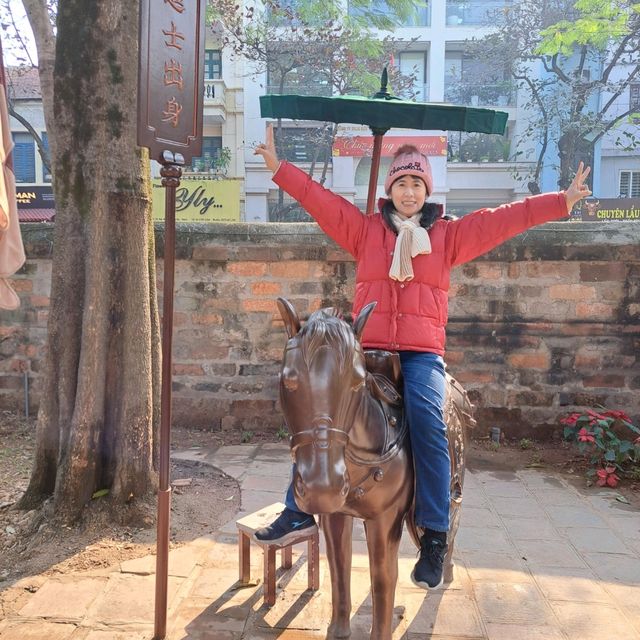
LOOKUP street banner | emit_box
[151,179,241,222]
[333,135,448,157]
[138,0,206,163]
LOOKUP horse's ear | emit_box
[277,297,301,338]
[353,301,376,342]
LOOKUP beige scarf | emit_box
[388,212,431,281]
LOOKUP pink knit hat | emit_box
[384,145,433,195]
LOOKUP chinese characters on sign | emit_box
[161,0,186,130]
[137,0,206,163]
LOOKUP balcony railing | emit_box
[444,80,515,107]
[446,0,511,26]
[204,79,225,103]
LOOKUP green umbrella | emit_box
[260,69,508,213]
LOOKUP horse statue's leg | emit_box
[363,508,405,640]
[322,513,354,639]
[443,373,473,584]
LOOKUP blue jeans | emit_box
[285,351,450,532]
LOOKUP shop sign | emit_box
[578,198,640,221]
[15,185,55,209]
[151,178,240,222]
[333,135,447,158]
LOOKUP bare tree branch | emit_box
[2,0,37,67]
[7,101,51,172]
[591,106,640,145]
[21,0,57,175]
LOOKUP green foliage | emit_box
[212,0,418,99]
[519,438,534,450]
[212,147,232,176]
[241,430,254,443]
[469,0,640,190]
[561,407,640,485]
[538,0,637,55]
[209,0,418,32]
[275,425,289,441]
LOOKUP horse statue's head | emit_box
[277,297,376,514]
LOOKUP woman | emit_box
[253,125,591,590]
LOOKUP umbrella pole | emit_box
[366,133,384,215]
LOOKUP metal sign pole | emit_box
[137,0,205,636]
[153,151,183,640]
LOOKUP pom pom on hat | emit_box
[384,144,433,195]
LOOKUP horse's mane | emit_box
[299,308,358,373]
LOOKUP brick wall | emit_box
[2,221,639,439]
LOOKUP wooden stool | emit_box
[236,502,320,606]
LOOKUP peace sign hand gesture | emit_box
[564,162,592,213]
[254,124,280,173]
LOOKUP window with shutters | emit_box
[12,132,36,183]
[619,170,640,198]
[631,83,640,110]
[204,50,222,80]
[631,83,640,124]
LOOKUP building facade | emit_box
[7,0,640,221]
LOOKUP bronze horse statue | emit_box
[276,298,474,640]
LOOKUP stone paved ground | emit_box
[0,442,638,639]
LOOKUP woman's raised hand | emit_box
[564,162,592,212]
[254,124,280,173]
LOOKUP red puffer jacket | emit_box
[273,161,568,355]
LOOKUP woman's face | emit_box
[389,176,428,218]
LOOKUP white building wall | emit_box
[241,2,536,219]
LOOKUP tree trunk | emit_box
[20,0,161,523]
[557,132,578,191]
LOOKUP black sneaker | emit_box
[254,508,317,546]
[411,534,448,590]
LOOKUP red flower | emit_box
[577,428,595,443]
[587,409,606,420]
[560,413,580,425]
[596,466,620,487]
[602,409,631,422]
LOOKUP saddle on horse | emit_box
[364,349,476,430]
[364,349,476,547]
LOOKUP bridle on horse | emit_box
[287,374,408,500]
[290,416,350,455]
